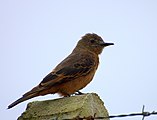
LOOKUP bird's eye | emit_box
[90,39,95,43]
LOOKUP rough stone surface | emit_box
[18,93,109,120]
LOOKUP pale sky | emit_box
[0,0,157,120]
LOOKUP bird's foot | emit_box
[75,91,84,95]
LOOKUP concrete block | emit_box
[18,93,109,120]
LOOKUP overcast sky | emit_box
[1,0,157,120]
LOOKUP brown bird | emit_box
[8,33,114,109]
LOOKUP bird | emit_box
[8,33,114,109]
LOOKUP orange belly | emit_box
[57,71,95,96]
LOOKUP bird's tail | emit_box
[8,92,38,109]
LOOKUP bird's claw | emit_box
[75,91,84,95]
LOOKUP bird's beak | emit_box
[100,42,114,47]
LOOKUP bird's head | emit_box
[77,33,114,54]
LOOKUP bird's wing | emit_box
[39,56,95,87]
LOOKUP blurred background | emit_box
[0,0,157,120]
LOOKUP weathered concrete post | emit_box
[18,93,109,120]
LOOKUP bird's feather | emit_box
[40,56,95,87]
